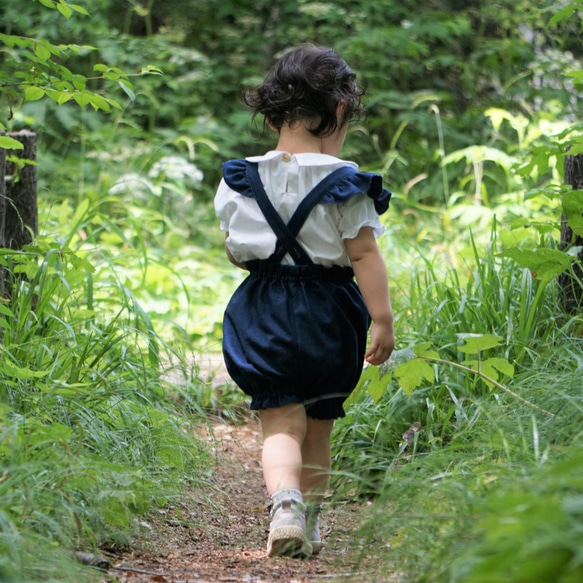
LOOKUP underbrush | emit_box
[331,225,583,582]
[0,225,215,581]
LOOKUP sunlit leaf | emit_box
[24,86,45,102]
[2,361,50,380]
[73,92,90,107]
[54,91,73,105]
[0,136,24,150]
[462,357,514,388]
[457,334,503,354]
[499,248,573,281]
[442,145,516,168]
[88,93,110,111]
[56,2,73,18]
[72,75,87,91]
[34,43,52,61]
[486,357,514,378]
[70,3,90,15]
[563,190,583,237]
[395,358,434,396]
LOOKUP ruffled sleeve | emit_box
[214,178,237,231]
[221,159,255,199]
[338,193,386,240]
[319,170,391,216]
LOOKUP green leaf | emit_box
[413,343,440,359]
[56,91,73,105]
[0,304,14,318]
[141,65,164,75]
[87,93,111,112]
[34,43,52,61]
[72,75,87,91]
[111,67,128,77]
[412,342,432,355]
[565,70,583,83]
[0,33,17,48]
[119,81,136,102]
[395,358,434,396]
[563,190,583,237]
[457,333,503,354]
[70,4,90,15]
[37,0,56,7]
[564,143,583,155]
[462,359,498,386]
[486,357,515,378]
[93,64,109,72]
[24,86,46,102]
[73,92,90,107]
[0,136,24,150]
[462,357,514,388]
[549,4,576,26]
[368,372,391,403]
[2,360,50,380]
[56,1,73,18]
[499,248,573,281]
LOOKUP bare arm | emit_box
[224,232,249,270]
[345,227,395,365]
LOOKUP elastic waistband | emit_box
[246,260,355,283]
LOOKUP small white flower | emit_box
[149,156,203,185]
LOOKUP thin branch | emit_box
[421,356,555,418]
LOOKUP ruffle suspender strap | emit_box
[245,162,358,265]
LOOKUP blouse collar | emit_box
[245,150,358,168]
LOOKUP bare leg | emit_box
[300,417,335,505]
[260,403,312,558]
[260,403,307,495]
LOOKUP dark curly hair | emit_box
[244,44,366,138]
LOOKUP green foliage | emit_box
[1,1,583,581]
[0,0,163,136]
[0,204,216,578]
[450,451,583,583]
[336,327,583,581]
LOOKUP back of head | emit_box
[245,44,365,138]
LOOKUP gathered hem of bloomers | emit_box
[249,393,347,420]
[246,259,354,283]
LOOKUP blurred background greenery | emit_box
[1,0,583,581]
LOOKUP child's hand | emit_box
[365,319,395,366]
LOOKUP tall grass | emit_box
[331,219,583,582]
[0,198,215,581]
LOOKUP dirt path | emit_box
[104,414,396,583]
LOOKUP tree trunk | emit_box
[4,130,38,250]
[559,153,583,313]
[0,130,38,303]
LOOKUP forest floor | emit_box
[100,359,399,583]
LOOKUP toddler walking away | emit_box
[214,43,395,559]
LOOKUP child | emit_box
[214,43,395,559]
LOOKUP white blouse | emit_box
[214,151,385,267]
